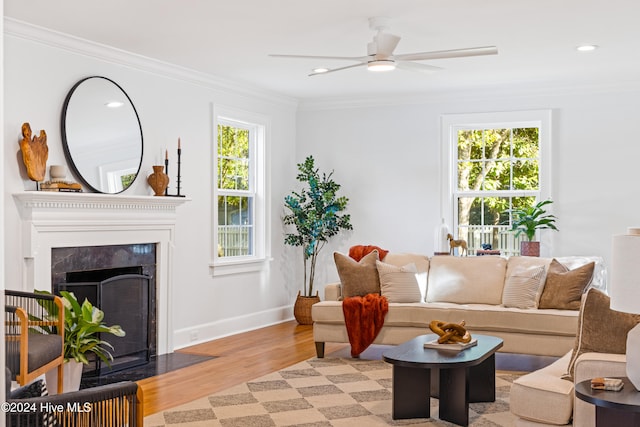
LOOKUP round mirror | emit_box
[61,76,143,193]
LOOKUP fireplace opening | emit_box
[54,266,151,377]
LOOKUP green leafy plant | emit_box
[284,156,352,296]
[505,199,559,241]
[35,290,125,365]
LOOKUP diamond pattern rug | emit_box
[144,355,520,426]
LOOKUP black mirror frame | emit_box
[61,76,144,194]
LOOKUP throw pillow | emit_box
[502,265,547,309]
[564,288,640,380]
[10,379,46,399]
[376,261,422,303]
[538,260,595,310]
[335,250,380,298]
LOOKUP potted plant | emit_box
[37,290,125,393]
[505,199,559,256]
[284,156,352,324]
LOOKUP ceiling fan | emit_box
[269,17,498,76]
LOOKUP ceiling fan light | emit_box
[312,67,329,74]
[576,44,598,52]
[368,59,395,72]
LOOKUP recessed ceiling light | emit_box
[105,101,124,108]
[576,44,598,52]
[312,67,329,74]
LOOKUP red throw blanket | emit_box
[348,245,389,262]
[342,294,389,357]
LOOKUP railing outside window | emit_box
[217,225,252,257]
[456,225,527,257]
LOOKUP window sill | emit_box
[209,257,271,277]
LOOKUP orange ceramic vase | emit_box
[147,165,169,196]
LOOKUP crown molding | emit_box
[4,18,298,109]
[297,79,640,111]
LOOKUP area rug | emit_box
[144,356,520,426]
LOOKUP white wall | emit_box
[6,20,640,350]
[4,24,299,350]
[297,87,640,294]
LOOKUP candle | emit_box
[178,138,181,150]
[165,149,168,160]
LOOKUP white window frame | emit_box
[440,110,553,256]
[211,105,269,276]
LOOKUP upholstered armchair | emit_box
[5,290,65,394]
[6,379,144,427]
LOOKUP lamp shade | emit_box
[610,227,640,390]
[610,227,640,314]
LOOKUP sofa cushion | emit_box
[383,253,430,273]
[538,259,594,310]
[502,265,547,309]
[426,256,507,304]
[312,300,578,337]
[377,261,422,303]
[510,351,574,425]
[565,288,640,380]
[334,250,380,298]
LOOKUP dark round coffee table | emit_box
[575,377,640,427]
[382,334,503,426]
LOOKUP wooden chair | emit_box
[5,290,65,393]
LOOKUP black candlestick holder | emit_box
[166,147,186,197]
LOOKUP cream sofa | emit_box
[312,253,605,358]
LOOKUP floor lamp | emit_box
[610,227,640,390]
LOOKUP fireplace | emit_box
[14,192,189,357]
[51,244,157,377]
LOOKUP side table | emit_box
[575,377,640,427]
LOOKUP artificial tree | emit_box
[284,155,352,297]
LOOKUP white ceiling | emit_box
[5,0,640,101]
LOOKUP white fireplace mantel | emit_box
[13,191,190,354]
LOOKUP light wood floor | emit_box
[137,321,346,416]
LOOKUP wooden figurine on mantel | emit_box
[19,122,48,184]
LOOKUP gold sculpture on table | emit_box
[19,122,48,183]
[429,320,472,344]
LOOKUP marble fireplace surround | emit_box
[13,191,189,354]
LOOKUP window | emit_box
[212,106,268,274]
[441,111,551,256]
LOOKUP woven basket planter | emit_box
[293,291,320,325]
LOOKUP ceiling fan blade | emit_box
[375,33,401,57]
[309,62,366,76]
[396,61,442,74]
[395,46,498,61]
[269,54,367,62]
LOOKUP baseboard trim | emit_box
[172,305,294,351]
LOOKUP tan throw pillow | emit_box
[502,265,547,309]
[564,288,640,380]
[377,261,421,303]
[538,260,595,310]
[334,250,380,298]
